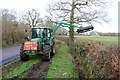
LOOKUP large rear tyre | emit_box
[20,45,29,61]
[42,45,51,61]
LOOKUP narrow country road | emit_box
[0,46,21,65]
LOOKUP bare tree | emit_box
[21,9,41,28]
[43,16,53,27]
[1,9,17,27]
[47,0,110,41]
[0,9,26,47]
[1,9,19,45]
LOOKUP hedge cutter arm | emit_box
[51,21,94,37]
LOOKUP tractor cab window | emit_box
[42,28,50,38]
[32,28,51,39]
[32,29,37,38]
[32,28,42,38]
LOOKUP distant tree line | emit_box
[98,32,118,36]
[1,9,29,47]
[75,31,119,36]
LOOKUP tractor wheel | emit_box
[20,52,29,61]
[20,45,29,61]
[42,45,51,61]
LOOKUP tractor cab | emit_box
[29,27,52,51]
[31,27,51,39]
[23,27,52,51]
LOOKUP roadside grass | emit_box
[1,58,21,79]
[1,58,20,74]
[47,44,78,78]
[75,36,118,45]
[2,56,40,78]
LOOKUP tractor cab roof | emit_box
[32,26,50,29]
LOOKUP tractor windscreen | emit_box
[31,28,50,39]
[32,28,43,38]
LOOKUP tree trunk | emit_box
[69,0,75,54]
[69,0,75,44]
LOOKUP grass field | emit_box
[75,36,119,45]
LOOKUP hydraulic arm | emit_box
[51,21,94,38]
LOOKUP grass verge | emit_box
[47,44,78,78]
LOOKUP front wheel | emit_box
[20,45,29,61]
[20,51,29,61]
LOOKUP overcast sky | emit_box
[0,0,119,33]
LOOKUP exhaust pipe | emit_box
[76,25,94,33]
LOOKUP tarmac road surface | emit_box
[0,46,21,66]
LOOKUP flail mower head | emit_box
[76,25,94,33]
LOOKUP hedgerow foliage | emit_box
[55,36,120,78]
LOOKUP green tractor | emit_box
[20,21,94,61]
[20,27,55,61]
